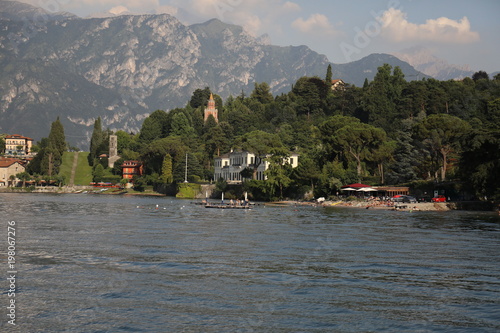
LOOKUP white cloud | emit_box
[282,1,301,13]
[109,6,130,16]
[18,0,160,15]
[292,14,338,36]
[169,0,296,36]
[378,8,480,44]
[155,5,178,16]
[79,0,160,8]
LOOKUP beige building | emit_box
[0,158,25,187]
[5,134,33,156]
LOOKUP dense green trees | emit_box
[415,114,471,181]
[88,64,499,201]
[459,129,500,200]
[27,117,67,176]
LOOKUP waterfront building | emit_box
[5,134,33,156]
[214,150,299,183]
[0,157,25,186]
[121,160,143,181]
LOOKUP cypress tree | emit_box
[48,117,66,156]
[325,64,333,85]
[88,117,103,166]
[160,154,173,183]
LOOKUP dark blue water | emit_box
[1,193,500,332]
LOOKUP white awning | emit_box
[357,187,377,192]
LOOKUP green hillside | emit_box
[59,152,93,186]
[58,152,74,181]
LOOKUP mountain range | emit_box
[0,0,478,149]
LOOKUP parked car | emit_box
[402,195,417,203]
[392,195,417,203]
[432,195,447,202]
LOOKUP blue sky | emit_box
[19,0,500,73]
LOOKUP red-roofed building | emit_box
[331,79,345,91]
[5,134,34,156]
[0,157,25,187]
[121,160,143,181]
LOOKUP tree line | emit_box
[18,64,500,201]
[85,64,497,201]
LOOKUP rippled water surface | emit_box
[1,193,500,332]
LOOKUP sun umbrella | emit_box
[341,187,356,191]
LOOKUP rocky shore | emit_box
[270,200,496,212]
[330,201,450,211]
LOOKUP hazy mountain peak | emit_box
[0,0,77,21]
[391,46,473,80]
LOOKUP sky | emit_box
[18,0,500,73]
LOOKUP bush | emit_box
[188,175,201,183]
[132,176,146,192]
[176,183,201,199]
[243,180,271,201]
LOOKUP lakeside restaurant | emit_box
[341,183,409,198]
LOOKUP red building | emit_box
[121,160,143,181]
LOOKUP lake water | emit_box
[1,193,500,332]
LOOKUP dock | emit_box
[205,204,252,209]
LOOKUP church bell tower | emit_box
[204,93,218,123]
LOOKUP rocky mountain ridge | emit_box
[0,0,427,149]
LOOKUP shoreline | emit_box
[0,189,496,212]
[268,200,496,212]
[332,201,450,211]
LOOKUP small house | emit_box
[0,157,25,186]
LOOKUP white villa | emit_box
[214,150,299,183]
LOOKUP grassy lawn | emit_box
[73,152,93,185]
[59,152,93,186]
[58,152,75,181]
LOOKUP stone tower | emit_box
[108,134,120,168]
[204,93,218,123]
